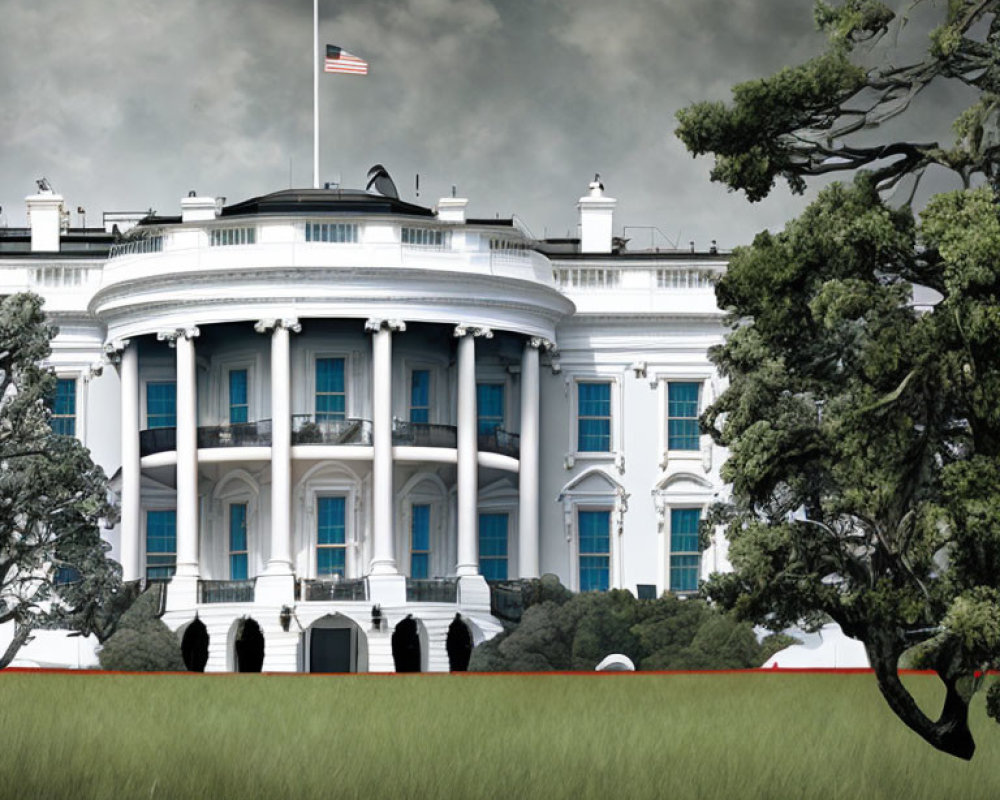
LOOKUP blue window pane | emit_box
[317,547,346,577]
[577,383,611,452]
[478,513,508,580]
[578,383,610,416]
[670,555,700,593]
[411,505,430,551]
[578,510,610,591]
[229,370,248,424]
[230,554,248,581]
[578,419,610,452]
[317,497,346,544]
[411,553,429,580]
[146,382,176,429]
[670,508,701,553]
[229,503,248,578]
[316,358,345,392]
[477,384,504,436]
[51,416,76,436]
[668,382,700,450]
[146,510,176,579]
[410,370,430,423]
[51,378,76,435]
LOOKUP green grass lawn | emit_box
[0,671,997,800]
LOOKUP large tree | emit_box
[676,0,1000,760]
[0,293,124,668]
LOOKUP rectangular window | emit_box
[410,370,430,424]
[146,382,177,429]
[51,377,76,436]
[578,510,610,592]
[478,512,509,581]
[670,508,701,593]
[316,496,346,578]
[315,358,346,422]
[410,504,431,579]
[229,503,248,581]
[577,382,611,452]
[210,227,256,246]
[401,227,450,248]
[305,222,358,243]
[477,383,504,436]
[668,382,701,450]
[146,510,177,579]
[228,369,249,424]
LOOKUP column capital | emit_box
[454,324,493,339]
[528,336,557,353]
[364,318,406,334]
[254,317,302,334]
[102,338,131,365]
[82,361,105,382]
[156,326,200,347]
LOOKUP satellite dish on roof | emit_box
[366,164,399,200]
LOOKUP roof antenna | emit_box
[451,185,457,198]
[415,173,420,198]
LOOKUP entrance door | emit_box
[310,627,352,673]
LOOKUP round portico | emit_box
[94,187,572,670]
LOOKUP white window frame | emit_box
[51,373,80,440]
[654,374,714,470]
[559,468,627,592]
[401,359,443,424]
[211,469,260,581]
[218,355,259,426]
[477,479,520,581]
[140,363,177,430]
[396,473,449,579]
[306,350,356,420]
[565,373,623,472]
[295,464,361,580]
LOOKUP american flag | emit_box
[325,45,368,75]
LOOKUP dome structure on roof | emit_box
[220,188,435,218]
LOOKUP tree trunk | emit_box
[0,624,32,670]
[866,638,976,760]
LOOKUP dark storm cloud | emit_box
[0,0,946,247]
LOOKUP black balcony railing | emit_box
[297,577,369,602]
[291,415,373,446]
[406,577,458,603]
[198,420,272,448]
[139,427,176,457]
[198,579,256,604]
[392,420,458,448]
[478,428,520,458]
[488,580,525,623]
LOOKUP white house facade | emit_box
[0,177,730,672]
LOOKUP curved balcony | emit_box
[478,429,520,458]
[391,420,458,448]
[291,415,372,446]
[139,421,272,457]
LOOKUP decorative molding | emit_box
[631,360,647,379]
[528,336,557,353]
[102,337,130,365]
[365,318,407,334]
[453,323,493,339]
[82,361,104,382]
[156,326,199,347]
[254,318,302,334]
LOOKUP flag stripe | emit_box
[325,44,368,75]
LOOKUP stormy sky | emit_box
[0,0,964,249]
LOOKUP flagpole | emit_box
[313,0,319,189]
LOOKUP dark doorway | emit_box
[234,618,264,673]
[446,613,473,672]
[181,617,209,672]
[310,627,353,673]
[392,615,421,672]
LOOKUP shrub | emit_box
[97,590,185,671]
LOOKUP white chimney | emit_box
[437,197,468,223]
[26,187,65,252]
[181,192,219,222]
[578,176,616,253]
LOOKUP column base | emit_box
[255,573,296,606]
[367,574,406,607]
[261,559,294,577]
[458,574,491,613]
[369,559,399,576]
[165,574,199,613]
[455,563,479,577]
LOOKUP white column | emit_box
[366,318,405,575]
[255,318,301,576]
[159,327,200,579]
[110,339,140,581]
[517,337,545,579]
[454,324,492,576]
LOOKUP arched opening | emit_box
[234,617,265,673]
[392,614,421,673]
[306,613,367,673]
[446,613,473,672]
[180,617,209,672]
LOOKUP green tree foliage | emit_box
[0,293,124,668]
[468,578,786,672]
[97,589,184,671]
[677,2,1000,759]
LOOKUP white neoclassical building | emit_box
[0,177,730,672]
